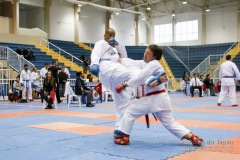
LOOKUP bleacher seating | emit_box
[0,42,75,78]
[49,39,91,61]
[233,52,240,70]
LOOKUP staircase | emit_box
[35,45,83,72]
[209,42,240,76]
[160,55,179,89]
[74,42,92,51]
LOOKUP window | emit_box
[154,23,172,43]
[176,20,198,41]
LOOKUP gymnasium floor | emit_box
[0,92,240,160]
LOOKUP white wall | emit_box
[206,6,238,44]
[49,0,74,41]
[78,2,106,43]
[138,19,147,46]
[110,12,135,45]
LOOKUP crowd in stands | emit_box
[16,46,35,61]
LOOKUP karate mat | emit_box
[0,92,240,160]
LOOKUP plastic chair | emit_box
[64,82,82,107]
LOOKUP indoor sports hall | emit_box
[0,0,240,160]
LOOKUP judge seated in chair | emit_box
[190,73,203,97]
[75,71,95,107]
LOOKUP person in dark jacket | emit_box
[16,47,22,55]
[22,47,29,60]
[75,71,95,107]
[43,71,55,109]
[48,60,62,103]
[58,66,68,97]
[203,74,216,96]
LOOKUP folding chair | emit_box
[64,82,82,107]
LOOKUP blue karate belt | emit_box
[223,76,235,78]
[23,80,30,90]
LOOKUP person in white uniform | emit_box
[90,28,145,138]
[114,45,203,146]
[40,63,49,79]
[31,67,41,87]
[20,64,33,101]
[217,55,240,106]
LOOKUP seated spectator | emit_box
[190,73,203,97]
[58,66,68,97]
[13,78,22,99]
[43,71,55,109]
[16,47,22,55]
[29,48,35,61]
[168,76,173,89]
[87,74,93,82]
[22,47,29,60]
[203,74,216,96]
[75,71,95,107]
[79,53,85,61]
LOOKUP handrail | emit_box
[191,42,238,76]
[161,57,173,78]
[213,42,239,76]
[40,38,83,66]
[166,46,191,73]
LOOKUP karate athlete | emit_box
[114,45,203,146]
[217,55,240,106]
[90,28,146,138]
[20,64,34,101]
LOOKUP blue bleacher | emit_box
[0,42,76,78]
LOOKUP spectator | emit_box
[182,71,189,80]
[58,66,68,97]
[40,63,49,79]
[79,53,85,61]
[87,74,93,82]
[168,76,173,89]
[83,58,90,74]
[31,67,41,87]
[75,71,95,107]
[203,74,216,96]
[13,78,22,99]
[29,48,36,61]
[22,47,29,60]
[16,47,22,55]
[190,73,203,97]
[43,71,55,109]
[63,66,70,78]
[48,60,62,103]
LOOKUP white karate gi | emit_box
[20,70,33,99]
[91,39,143,129]
[118,60,190,139]
[31,71,40,87]
[40,67,48,79]
[218,60,240,105]
[64,68,70,78]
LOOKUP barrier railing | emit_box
[40,38,83,67]
[191,42,237,77]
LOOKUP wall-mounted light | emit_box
[146,5,151,10]
[183,1,187,4]
[78,4,82,7]
[172,11,175,17]
[205,6,210,12]
[142,18,145,20]
[115,12,119,15]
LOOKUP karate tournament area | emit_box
[1,0,240,159]
[0,92,240,160]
